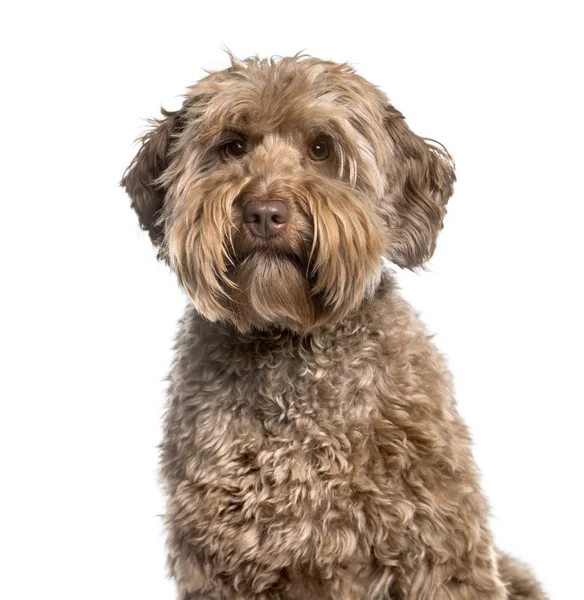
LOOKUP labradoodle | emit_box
[122,55,547,600]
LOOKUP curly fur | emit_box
[122,55,547,599]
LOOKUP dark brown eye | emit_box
[309,138,330,161]
[223,139,247,159]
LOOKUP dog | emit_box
[122,55,547,600]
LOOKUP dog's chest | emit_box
[163,322,409,570]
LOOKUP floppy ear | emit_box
[121,107,187,247]
[383,105,456,269]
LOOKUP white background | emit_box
[1,2,582,599]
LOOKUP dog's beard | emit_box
[226,253,315,332]
[167,175,384,334]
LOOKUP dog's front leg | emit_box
[383,542,507,599]
[408,568,507,600]
[168,542,288,600]
[367,473,508,599]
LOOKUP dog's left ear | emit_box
[382,105,456,269]
[121,107,188,248]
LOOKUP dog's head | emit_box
[122,56,455,333]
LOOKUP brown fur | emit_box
[122,55,547,599]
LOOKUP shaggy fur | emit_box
[122,55,547,599]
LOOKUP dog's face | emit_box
[122,56,455,333]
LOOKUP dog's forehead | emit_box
[186,57,386,139]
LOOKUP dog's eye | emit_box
[223,139,247,160]
[309,138,330,161]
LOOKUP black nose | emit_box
[242,200,289,238]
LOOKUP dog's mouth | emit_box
[227,245,314,284]
[228,222,314,275]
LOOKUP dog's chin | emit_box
[226,252,316,333]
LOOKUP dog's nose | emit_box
[242,200,288,238]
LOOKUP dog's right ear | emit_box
[121,107,187,247]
